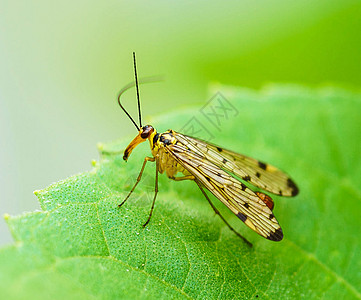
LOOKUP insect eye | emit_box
[140,125,154,139]
[140,131,148,138]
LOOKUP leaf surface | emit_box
[1,85,360,299]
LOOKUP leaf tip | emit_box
[33,190,41,196]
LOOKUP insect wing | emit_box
[166,142,283,241]
[174,132,298,197]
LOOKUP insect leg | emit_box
[118,156,155,207]
[142,157,159,227]
[194,180,253,247]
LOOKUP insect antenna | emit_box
[117,88,140,131]
[133,52,142,128]
[117,53,164,131]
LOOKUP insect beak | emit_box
[123,134,146,161]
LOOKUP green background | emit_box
[0,0,360,263]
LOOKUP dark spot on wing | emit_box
[256,192,274,210]
[205,176,211,182]
[266,228,283,241]
[287,178,299,196]
[237,212,247,222]
[222,158,227,164]
[256,172,261,178]
[244,203,249,209]
[279,190,283,196]
[269,213,275,220]
[258,161,267,170]
[241,183,247,191]
[243,175,251,181]
[216,147,223,152]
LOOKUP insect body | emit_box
[118,53,299,246]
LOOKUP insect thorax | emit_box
[149,129,187,178]
[150,129,176,152]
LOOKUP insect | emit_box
[117,52,299,246]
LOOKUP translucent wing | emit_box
[165,142,283,241]
[173,131,298,197]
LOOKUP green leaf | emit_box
[1,85,360,299]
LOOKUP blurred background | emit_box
[1,0,361,245]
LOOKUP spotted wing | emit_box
[173,132,298,197]
[165,142,283,241]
